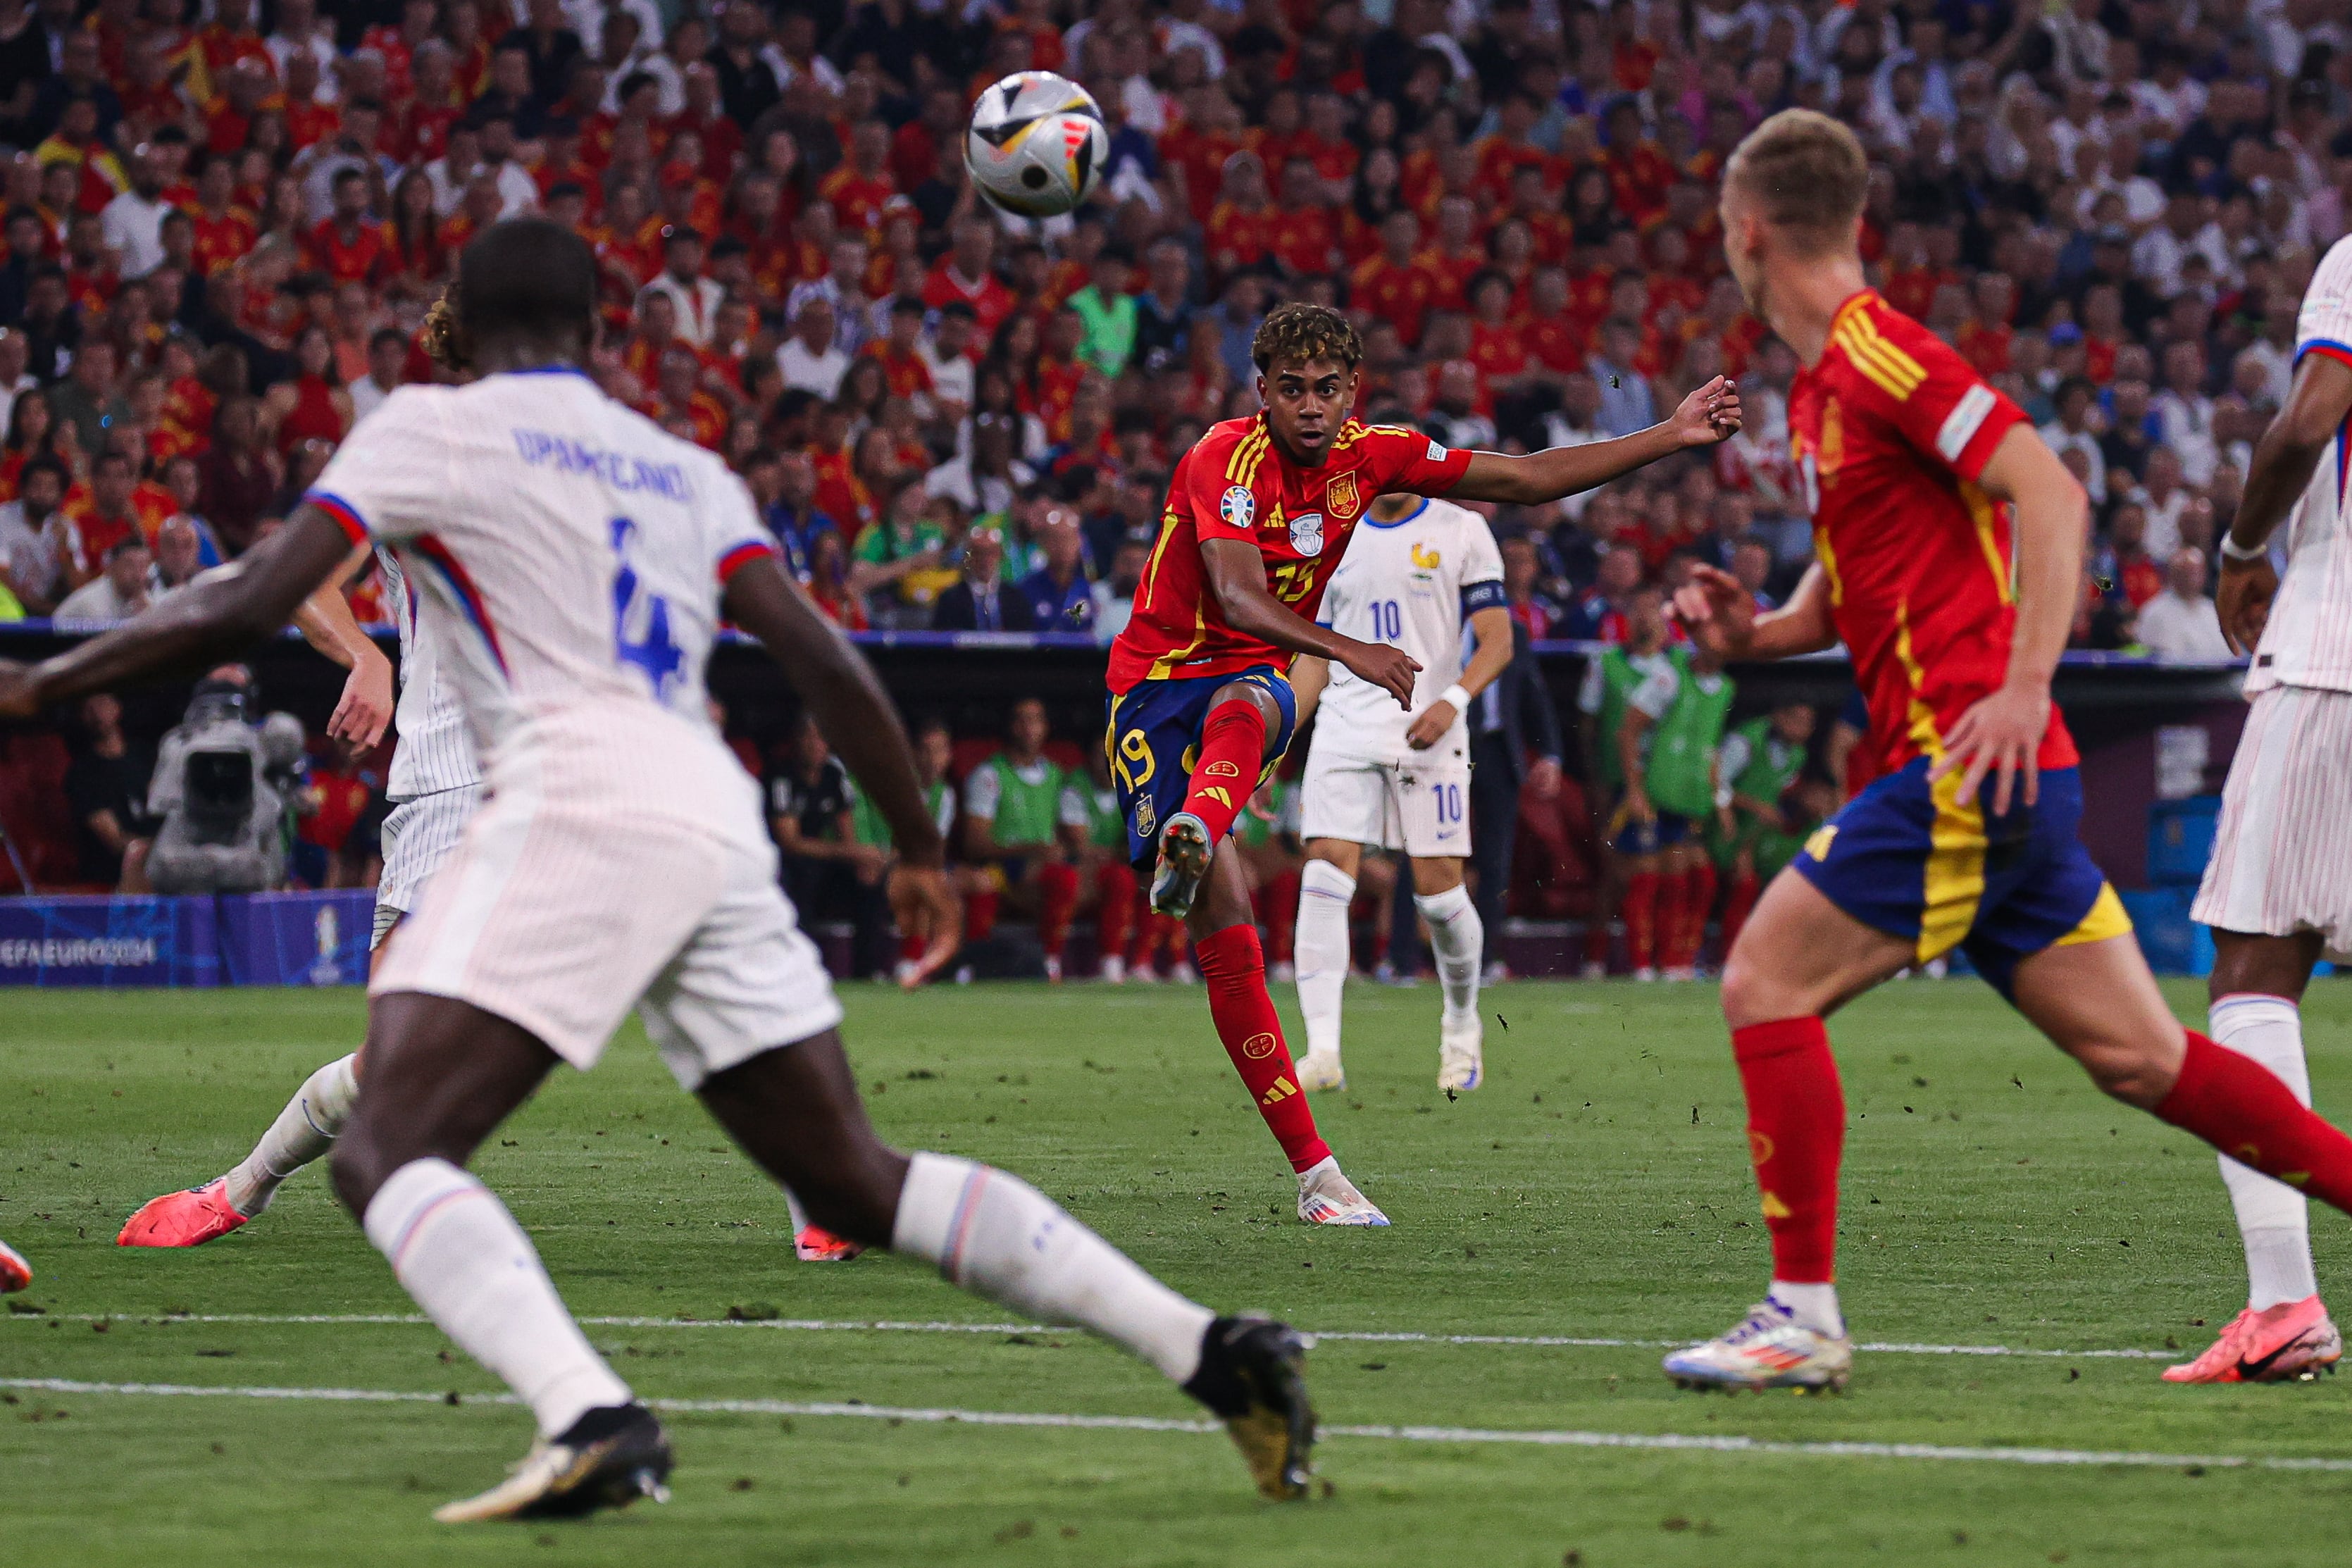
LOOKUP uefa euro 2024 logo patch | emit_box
[1220,485,1255,529]
[1289,511,1325,557]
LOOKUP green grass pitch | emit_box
[6,977,2352,1566]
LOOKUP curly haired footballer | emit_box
[1250,302,1362,373]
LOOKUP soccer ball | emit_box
[965,71,1107,219]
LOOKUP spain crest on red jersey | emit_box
[1324,470,1361,519]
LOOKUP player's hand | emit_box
[1717,806,1736,837]
[1626,786,1656,824]
[1670,375,1741,447]
[1404,699,1457,750]
[888,862,962,989]
[2216,552,2277,657]
[0,659,35,718]
[1929,681,2049,817]
[1526,756,1563,799]
[1671,562,1757,657]
[1341,639,1422,710]
[327,654,394,752]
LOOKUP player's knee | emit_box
[2070,1037,2174,1109]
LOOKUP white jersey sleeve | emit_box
[2248,232,2352,695]
[963,762,1002,821]
[309,387,456,546]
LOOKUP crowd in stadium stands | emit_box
[0,0,2322,953]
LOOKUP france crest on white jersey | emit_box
[2251,231,2352,695]
[1314,497,1506,762]
[306,371,776,790]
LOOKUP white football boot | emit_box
[1295,1155,1388,1226]
[1438,1016,1483,1092]
[1295,1048,1347,1093]
[1662,1298,1853,1391]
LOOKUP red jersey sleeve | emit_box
[1352,422,1475,497]
[1850,304,2025,484]
[1183,423,1269,546]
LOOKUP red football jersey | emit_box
[1791,290,2074,777]
[1107,415,1472,693]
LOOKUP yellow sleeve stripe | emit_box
[1228,427,1272,490]
[1225,426,1268,485]
[1834,312,1927,401]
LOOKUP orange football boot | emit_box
[0,1236,29,1293]
[2163,1295,2343,1383]
[118,1180,251,1247]
[793,1226,864,1262]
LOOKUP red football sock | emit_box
[1036,861,1078,958]
[1722,872,1760,952]
[1179,700,1267,843]
[1653,870,1690,969]
[965,886,1000,945]
[1733,1016,1844,1283]
[1193,923,1331,1173]
[1584,906,1613,967]
[1682,861,1718,965]
[1262,868,1300,964]
[1624,871,1662,969]
[1093,862,1134,963]
[2156,1031,2352,1214]
[898,929,926,964]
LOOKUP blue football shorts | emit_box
[1793,757,2132,999]
[1102,666,1298,873]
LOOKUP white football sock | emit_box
[1414,883,1483,1026]
[892,1152,1214,1384]
[1295,860,1355,1058]
[785,1189,810,1234]
[1768,1281,1845,1338]
[364,1157,634,1438]
[221,1053,359,1217]
[2210,995,2320,1310]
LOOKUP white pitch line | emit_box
[3,1311,2178,1361]
[3,1376,2342,1473]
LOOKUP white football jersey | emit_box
[2251,231,2352,695]
[1313,497,1505,763]
[309,371,776,826]
[375,548,480,800]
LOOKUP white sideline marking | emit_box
[6,1312,2179,1361]
[4,1375,2344,1472]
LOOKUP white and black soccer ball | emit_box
[965,71,1107,219]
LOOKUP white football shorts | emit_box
[373,783,486,950]
[1300,740,1473,859]
[2194,683,2352,954]
[370,773,843,1088]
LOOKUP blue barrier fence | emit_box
[0,890,372,987]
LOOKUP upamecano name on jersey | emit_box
[513,430,691,502]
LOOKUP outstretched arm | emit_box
[1674,561,1836,662]
[289,540,396,749]
[723,552,958,983]
[1199,535,1421,709]
[2217,351,2352,653]
[0,506,355,716]
[723,553,942,866]
[1448,377,1741,506]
